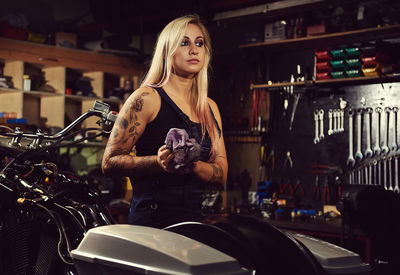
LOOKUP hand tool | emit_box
[292,179,305,197]
[381,107,390,154]
[364,108,373,158]
[340,109,345,132]
[394,156,399,193]
[357,167,362,185]
[312,176,320,200]
[289,93,301,131]
[355,108,363,161]
[251,89,259,131]
[378,159,382,186]
[319,109,325,140]
[364,165,369,185]
[314,110,320,144]
[333,109,338,134]
[335,176,342,198]
[279,179,293,195]
[388,156,393,191]
[322,177,330,205]
[374,107,382,155]
[328,109,333,135]
[373,160,377,185]
[390,107,398,151]
[346,109,356,167]
[369,162,372,186]
[283,151,294,169]
[383,157,387,189]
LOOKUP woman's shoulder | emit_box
[207,97,220,114]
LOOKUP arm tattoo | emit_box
[208,163,223,184]
[104,92,152,174]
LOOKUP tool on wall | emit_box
[346,109,356,167]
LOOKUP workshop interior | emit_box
[1,0,400,274]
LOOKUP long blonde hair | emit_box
[141,14,218,160]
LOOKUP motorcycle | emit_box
[0,101,370,275]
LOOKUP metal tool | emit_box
[340,109,345,132]
[313,176,320,200]
[383,157,387,189]
[391,107,398,151]
[319,109,325,140]
[368,163,372,186]
[394,156,399,193]
[322,177,330,205]
[364,165,369,185]
[355,108,363,161]
[289,93,301,131]
[333,110,338,134]
[346,109,355,167]
[364,108,373,158]
[381,107,390,154]
[292,179,305,197]
[328,109,333,135]
[388,157,393,191]
[373,159,377,185]
[283,151,293,169]
[314,110,320,144]
[373,107,382,155]
[378,159,382,186]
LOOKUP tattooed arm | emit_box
[102,87,172,177]
[191,99,228,186]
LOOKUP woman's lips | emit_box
[187,59,199,64]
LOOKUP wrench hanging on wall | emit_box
[390,107,398,152]
[364,108,373,158]
[355,109,363,161]
[374,107,382,156]
[347,109,355,167]
[381,107,390,155]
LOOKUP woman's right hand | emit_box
[157,145,176,173]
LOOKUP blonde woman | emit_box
[102,14,227,228]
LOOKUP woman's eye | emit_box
[195,41,204,47]
[180,40,189,46]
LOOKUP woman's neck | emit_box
[164,73,194,101]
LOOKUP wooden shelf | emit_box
[65,94,100,102]
[240,24,400,51]
[23,90,62,98]
[0,38,144,75]
[0,87,20,94]
[250,74,400,90]
[225,135,262,143]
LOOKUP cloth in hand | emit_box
[165,128,201,170]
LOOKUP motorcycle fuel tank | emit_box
[70,224,251,275]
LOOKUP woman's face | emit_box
[172,23,206,78]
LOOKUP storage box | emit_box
[264,21,286,41]
[55,32,77,48]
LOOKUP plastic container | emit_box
[330,49,346,59]
[315,49,330,61]
[316,61,331,71]
[346,68,363,77]
[330,59,346,70]
[345,58,362,68]
[316,71,331,80]
[331,70,346,78]
[345,47,361,57]
[362,65,378,76]
[361,56,377,67]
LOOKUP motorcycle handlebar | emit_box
[1,101,118,147]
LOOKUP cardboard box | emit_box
[264,21,286,42]
[55,32,77,48]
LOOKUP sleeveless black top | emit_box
[128,87,220,228]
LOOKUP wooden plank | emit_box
[3,60,23,90]
[43,67,66,94]
[41,96,65,128]
[0,92,23,118]
[0,38,145,75]
[240,24,400,51]
[83,71,104,97]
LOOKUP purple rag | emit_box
[165,128,201,169]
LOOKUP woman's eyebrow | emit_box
[183,35,204,39]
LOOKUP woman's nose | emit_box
[189,44,198,55]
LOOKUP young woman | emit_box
[102,14,227,228]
